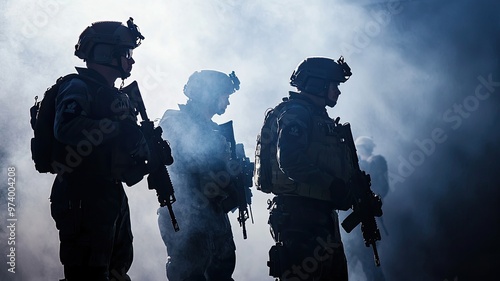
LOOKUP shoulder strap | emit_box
[57,73,103,89]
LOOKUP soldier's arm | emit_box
[276,105,335,188]
[369,155,390,198]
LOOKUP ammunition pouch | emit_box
[268,203,289,241]
[294,183,331,202]
[268,242,288,278]
[270,162,333,202]
[272,181,332,202]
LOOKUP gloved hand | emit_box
[346,173,383,217]
[329,177,354,211]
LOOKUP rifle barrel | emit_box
[167,203,180,232]
[371,242,381,267]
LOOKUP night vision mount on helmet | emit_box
[74,17,144,78]
[290,56,352,96]
[183,70,240,101]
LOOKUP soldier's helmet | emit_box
[183,70,240,102]
[290,56,352,96]
[74,17,144,65]
[355,136,375,154]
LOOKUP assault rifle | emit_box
[219,121,254,239]
[122,81,179,232]
[335,118,383,266]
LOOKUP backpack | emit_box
[253,97,290,193]
[30,74,80,173]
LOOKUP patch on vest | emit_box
[63,101,80,114]
[325,123,336,135]
[285,124,302,137]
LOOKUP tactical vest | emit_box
[255,97,356,202]
[52,76,136,177]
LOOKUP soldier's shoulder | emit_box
[162,108,182,118]
[368,155,387,167]
[280,99,311,116]
[160,108,180,122]
[59,75,88,92]
[56,75,95,105]
[159,108,193,129]
[277,100,313,127]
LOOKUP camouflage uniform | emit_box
[50,67,143,281]
[158,102,236,281]
[267,92,355,281]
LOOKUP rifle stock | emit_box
[122,81,179,232]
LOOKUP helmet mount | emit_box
[126,17,145,47]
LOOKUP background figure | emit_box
[356,136,389,199]
[345,136,389,280]
[48,19,147,281]
[157,70,241,281]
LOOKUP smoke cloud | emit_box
[0,0,499,280]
